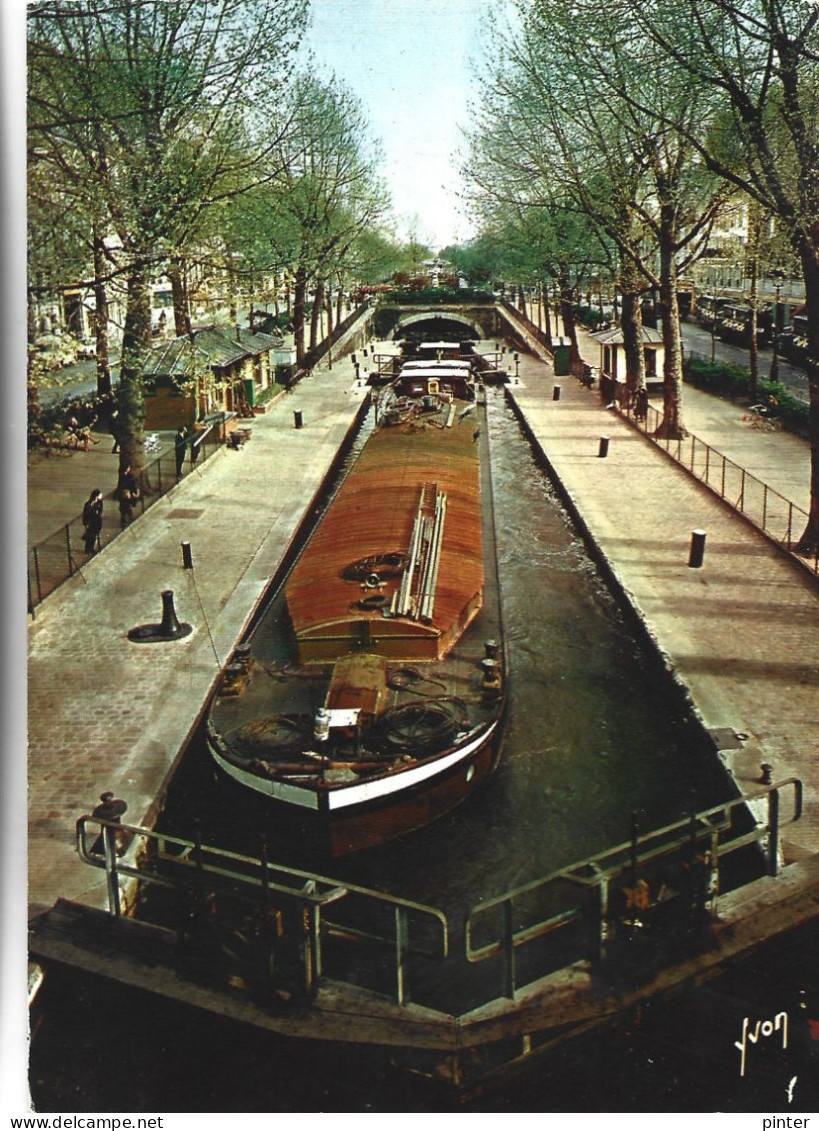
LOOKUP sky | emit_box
[303,0,507,251]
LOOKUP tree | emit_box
[259,73,390,362]
[623,0,819,549]
[469,0,728,433]
[28,0,308,477]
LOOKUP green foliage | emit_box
[573,304,609,329]
[684,356,810,436]
[387,287,494,305]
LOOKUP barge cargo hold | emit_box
[206,360,506,855]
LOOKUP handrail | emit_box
[464,779,802,993]
[620,398,818,575]
[28,419,228,612]
[72,779,801,1012]
[75,815,448,1007]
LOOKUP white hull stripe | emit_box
[210,720,499,813]
[210,745,320,809]
[327,723,498,809]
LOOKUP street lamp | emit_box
[769,270,785,383]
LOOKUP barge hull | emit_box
[209,716,504,855]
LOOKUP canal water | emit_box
[31,387,793,1114]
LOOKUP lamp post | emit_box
[769,271,784,383]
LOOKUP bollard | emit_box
[598,436,610,458]
[181,541,194,570]
[553,385,562,401]
[759,763,773,785]
[159,589,183,636]
[128,588,192,642]
[294,410,303,429]
[688,529,707,568]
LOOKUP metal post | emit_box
[767,787,780,876]
[294,410,303,429]
[395,905,410,1006]
[688,530,707,568]
[553,385,561,401]
[770,281,782,383]
[66,525,74,576]
[308,902,323,984]
[502,898,516,999]
[707,829,720,915]
[102,823,121,916]
[598,436,610,458]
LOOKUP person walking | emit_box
[174,426,187,477]
[108,409,122,453]
[634,386,649,422]
[118,487,135,528]
[82,489,104,553]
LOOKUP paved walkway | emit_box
[27,350,372,916]
[26,318,818,921]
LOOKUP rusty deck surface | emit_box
[286,398,484,660]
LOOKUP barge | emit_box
[206,354,506,855]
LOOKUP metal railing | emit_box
[501,305,814,573]
[75,816,448,1009]
[28,418,229,612]
[74,779,801,1015]
[464,778,802,1001]
[616,397,819,574]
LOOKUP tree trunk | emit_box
[310,279,325,351]
[746,206,762,400]
[117,264,151,481]
[293,266,307,362]
[795,240,819,555]
[168,257,192,338]
[92,232,112,397]
[558,269,581,367]
[655,217,685,440]
[541,281,553,352]
[620,285,646,403]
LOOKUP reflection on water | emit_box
[158,390,738,914]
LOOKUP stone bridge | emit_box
[372,303,506,342]
[370,301,549,360]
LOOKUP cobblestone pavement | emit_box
[27,352,371,915]
[26,326,817,920]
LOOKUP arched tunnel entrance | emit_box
[391,312,484,344]
[373,307,492,345]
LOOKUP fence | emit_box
[76,815,448,1009]
[464,778,803,1002]
[73,777,801,1014]
[501,302,816,575]
[619,396,819,574]
[28,417,228,613]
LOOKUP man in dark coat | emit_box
[175,427,187,477]
[82,489,103,553]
